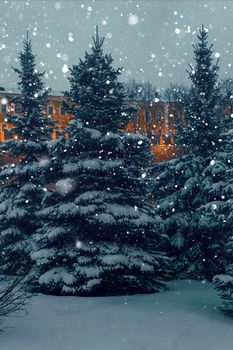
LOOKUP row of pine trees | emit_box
[0,26,232,313]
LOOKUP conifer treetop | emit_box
[188,25,219,99]
[1,32,53,165]
[178,24,222,155]
[92,25,104,52]
[12,31,49,117]
[65,26,127,133]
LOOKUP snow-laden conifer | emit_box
[151,25,230,280]
[213,124,233,314]
[0,34,53,275]
[32,28,170,296]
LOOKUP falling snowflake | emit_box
[1,97,7,105]
[39,157,51,168]
[68,32,74,42]
[62,64,69,73]
[76,240,82,249]
[128,14,139,26]
[106,32,112,39]
[55,178,76,195]
[55,2,61,10]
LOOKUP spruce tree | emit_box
[179,25,222,155]
[0,34,53,275]
[151,25,229,280]
[32,28,169,296]
[213,124,233,314]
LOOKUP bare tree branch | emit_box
[0,274,31,322]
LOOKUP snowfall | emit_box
[0,280,232,350]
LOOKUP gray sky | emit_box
[0,0,233,94]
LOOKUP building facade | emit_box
[0,93,184,163]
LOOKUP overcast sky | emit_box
[0,0,233,94]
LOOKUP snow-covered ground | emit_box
[1,280,232,350]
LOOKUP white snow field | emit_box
[1,280,233,350]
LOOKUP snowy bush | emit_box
[0,274,30,327]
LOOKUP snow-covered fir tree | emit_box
[213,124,233,315]
[178,25,223,155]
[32,27,170,296]
[150,25,230,280]
[0,34,53,275]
